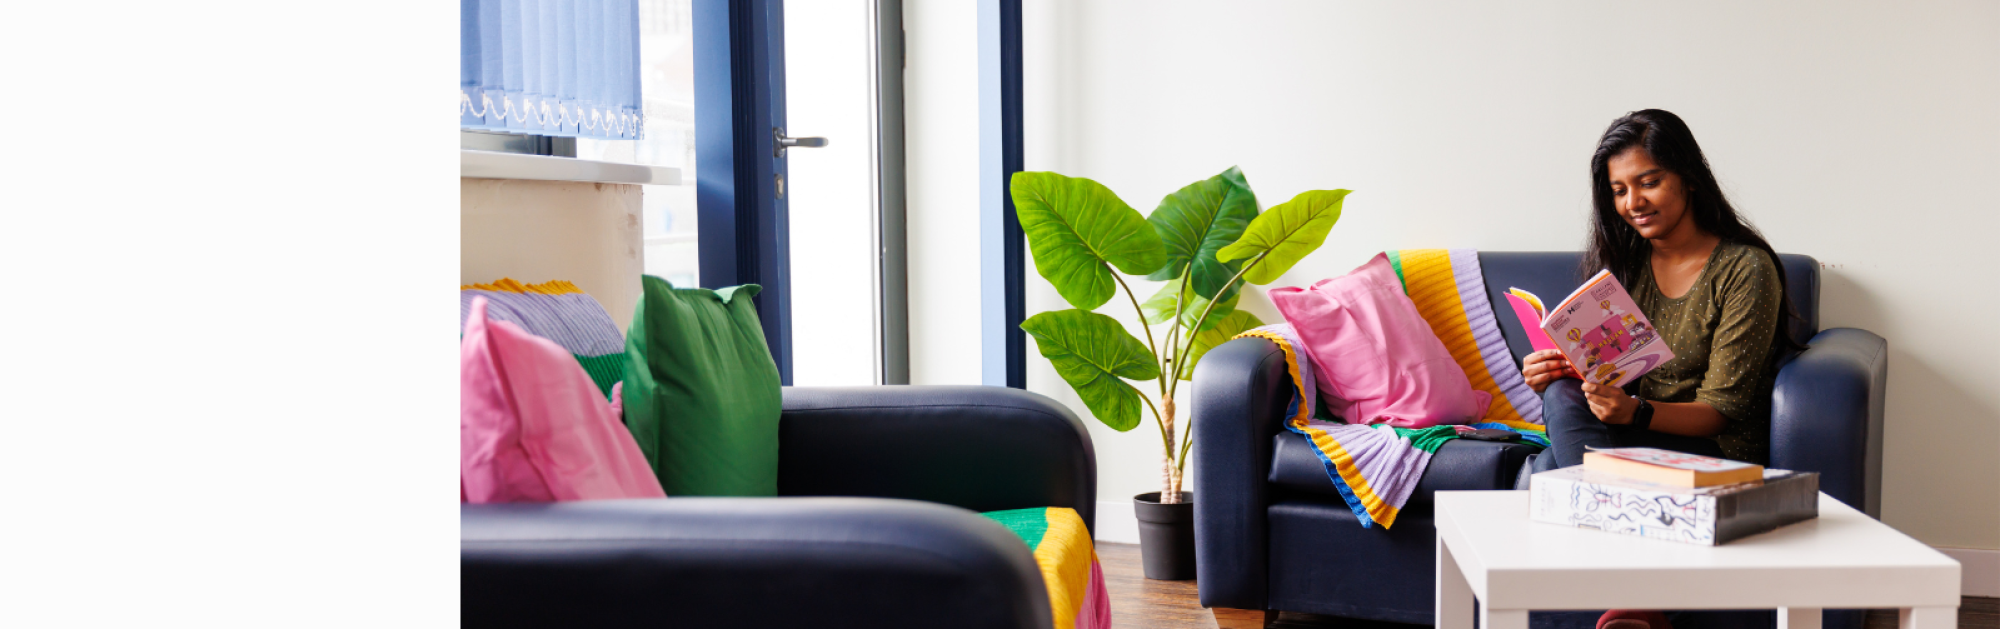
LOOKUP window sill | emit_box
[460,150,682,186]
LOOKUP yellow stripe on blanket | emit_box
[1393,250,1539,430]
[459,278,587,295]
[1302,423,1401,527]
[1236,329,1402,527]
[1034,508,1095,629]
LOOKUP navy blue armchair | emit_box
[462,386,1097,629]
[1192,252,1886,629]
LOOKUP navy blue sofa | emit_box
[462,386,1096,629]
[1192,252,1887,629]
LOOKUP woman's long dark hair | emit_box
[1583,109,1803,350]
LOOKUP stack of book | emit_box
[1528,447,1819,545]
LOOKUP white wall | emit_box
[461,178,644,330]
[1001,0,2000,550]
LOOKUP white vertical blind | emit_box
[460,0,643,140]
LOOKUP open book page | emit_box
[1538,270,1674,387]
[1504,289,1560,352]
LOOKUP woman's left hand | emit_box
[1580,382,1638,425]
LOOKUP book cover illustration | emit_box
[1528,467,1818,545]
[1509,270,1674,387]
[1532,467,1727,544]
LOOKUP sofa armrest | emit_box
[462,497,1052,629]
[1770,327,1887,517]
[1191,337,1292,610]
[776,386,1097,532]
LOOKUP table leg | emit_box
[1780,607,1822,629]
[1899,606,1955,629]
[1436,538,1474,629]
[1483,608,1530,629]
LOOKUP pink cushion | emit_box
[462,297,665,503]
[1268,253,1491,428]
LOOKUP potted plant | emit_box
[1011,167,1348,579]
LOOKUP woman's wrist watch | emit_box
[1630,396,1655,431]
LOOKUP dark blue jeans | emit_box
[1532,379,1726,473]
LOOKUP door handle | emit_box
[775,127,828,157]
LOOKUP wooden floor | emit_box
[1096,542,1998,629]
[1098,542,1426,629]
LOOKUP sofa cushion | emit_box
[622,277,783,496]
[1267,253,1492,428]
[1268,432,1536,506]
[461,297,666,503]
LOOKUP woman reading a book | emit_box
[1525,109,1799,474]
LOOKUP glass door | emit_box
[782,0,889,386]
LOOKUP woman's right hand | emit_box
[1523,350,1577,394]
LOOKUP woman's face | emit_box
[1605,146,1691,241]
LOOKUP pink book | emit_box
[1508,270,1674,387]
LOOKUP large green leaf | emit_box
[1139,275,1240,332]
[1145,167,1259,300]
[1021,309,1162,431]
[1176,310,1265,380]
[1012,172,1169,310]
[1215,189,1351,285]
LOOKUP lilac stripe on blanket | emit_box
[1301,420,1435,508]
[459,290,626,356]
[1448,249,1543,423]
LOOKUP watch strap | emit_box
[1630,397,1654,431]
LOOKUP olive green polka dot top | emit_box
[1627,240,1784,464]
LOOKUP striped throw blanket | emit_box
[1385,249,1545,429]
[460,279,627,398]
[1237,249,1548,529]
[981,507,1111,629]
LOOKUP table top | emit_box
[1435,491,1961,610]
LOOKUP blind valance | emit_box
[460,0,643,140]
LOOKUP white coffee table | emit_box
[1435,491,1960,629]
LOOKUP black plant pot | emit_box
[1133,491,1196,580]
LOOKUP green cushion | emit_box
[621,276,782,496]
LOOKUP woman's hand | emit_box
[1522,350,1577,393]
[1581,382,1638,425]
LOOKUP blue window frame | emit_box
[980,0,1026,388]
[694,0,795,384]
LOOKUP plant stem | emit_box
[1163,262,1192,381]
[1110,272,1166,399]
[1160,398,1176,503]
[1166,418,1184,500]
[1154,273,1186,503]
[1147,265,1197,495]
[1168,418,1184,472]
[1164,251,1273,471]
[1136,385,1173,467]
[1167,251,1269,399]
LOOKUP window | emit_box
[580,0,699,288]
